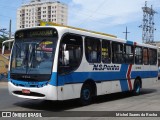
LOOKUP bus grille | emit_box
[13,91,45,97]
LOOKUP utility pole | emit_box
[123,26,130,40]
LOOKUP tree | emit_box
[0,34,8,48]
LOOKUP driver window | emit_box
[58,34,83,74]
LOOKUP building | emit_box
[16,0,68,29]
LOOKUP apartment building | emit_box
[17,0,68,29]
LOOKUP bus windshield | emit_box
[10,28,58,81]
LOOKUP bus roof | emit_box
[16,26,158,49]
[40,21,117,38]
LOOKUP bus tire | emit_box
[133,79,141,95]
[80,84,92,105]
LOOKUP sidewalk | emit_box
[0,77,8,87]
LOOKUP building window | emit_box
[135,47,143,64]
[112,42,124,63]
[102,40,111,63]
[85,37,101,63]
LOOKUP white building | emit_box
[16,0,68,29]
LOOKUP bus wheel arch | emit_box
[133,77,142,95]
[80,79,97,105]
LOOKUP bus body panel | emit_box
[7,26,158,101]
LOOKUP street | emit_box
[1,80,160,120]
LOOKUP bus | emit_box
[2,26,158,105]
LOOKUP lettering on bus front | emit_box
[93,64,120,71]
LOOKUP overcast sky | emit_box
[0,0,160,43]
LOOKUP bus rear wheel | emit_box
[80,84,92,105]
[133,79,141,95]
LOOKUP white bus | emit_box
[3,26,158,105]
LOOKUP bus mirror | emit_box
[64,51,69,65]
[2,44,5,55]
[2,44,9,60]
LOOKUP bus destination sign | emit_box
[15,28,57,39]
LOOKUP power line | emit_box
[69,7,113,17]
[78,0,107,27]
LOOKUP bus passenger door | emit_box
[57,34,83,100]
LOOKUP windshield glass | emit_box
[10,28,58,81]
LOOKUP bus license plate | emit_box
[22,89,30,94]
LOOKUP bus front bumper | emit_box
[8,81,58,100]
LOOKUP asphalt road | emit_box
[1,81,160,120]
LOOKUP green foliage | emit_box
[0,35,8,48]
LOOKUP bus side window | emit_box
[112,42,124,64]
[102,40,111,63]
[149,49,157,65]
[124,45,134,64]
[143,48,149,65]
[135,47,143,65]
[85,37,101,63]
[58,34,83,74]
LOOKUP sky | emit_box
[0,0,160,43]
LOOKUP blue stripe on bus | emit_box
[8,64,158,91]
[54,71,157,86]
[9,70,157,89]
[8,71,11,81]
[126,41,133,45]
[120,79,129,91]
[49,72,57,86]
[131,71,158,78]
[10,79,48,88]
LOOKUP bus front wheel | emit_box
[80,84,92,105]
